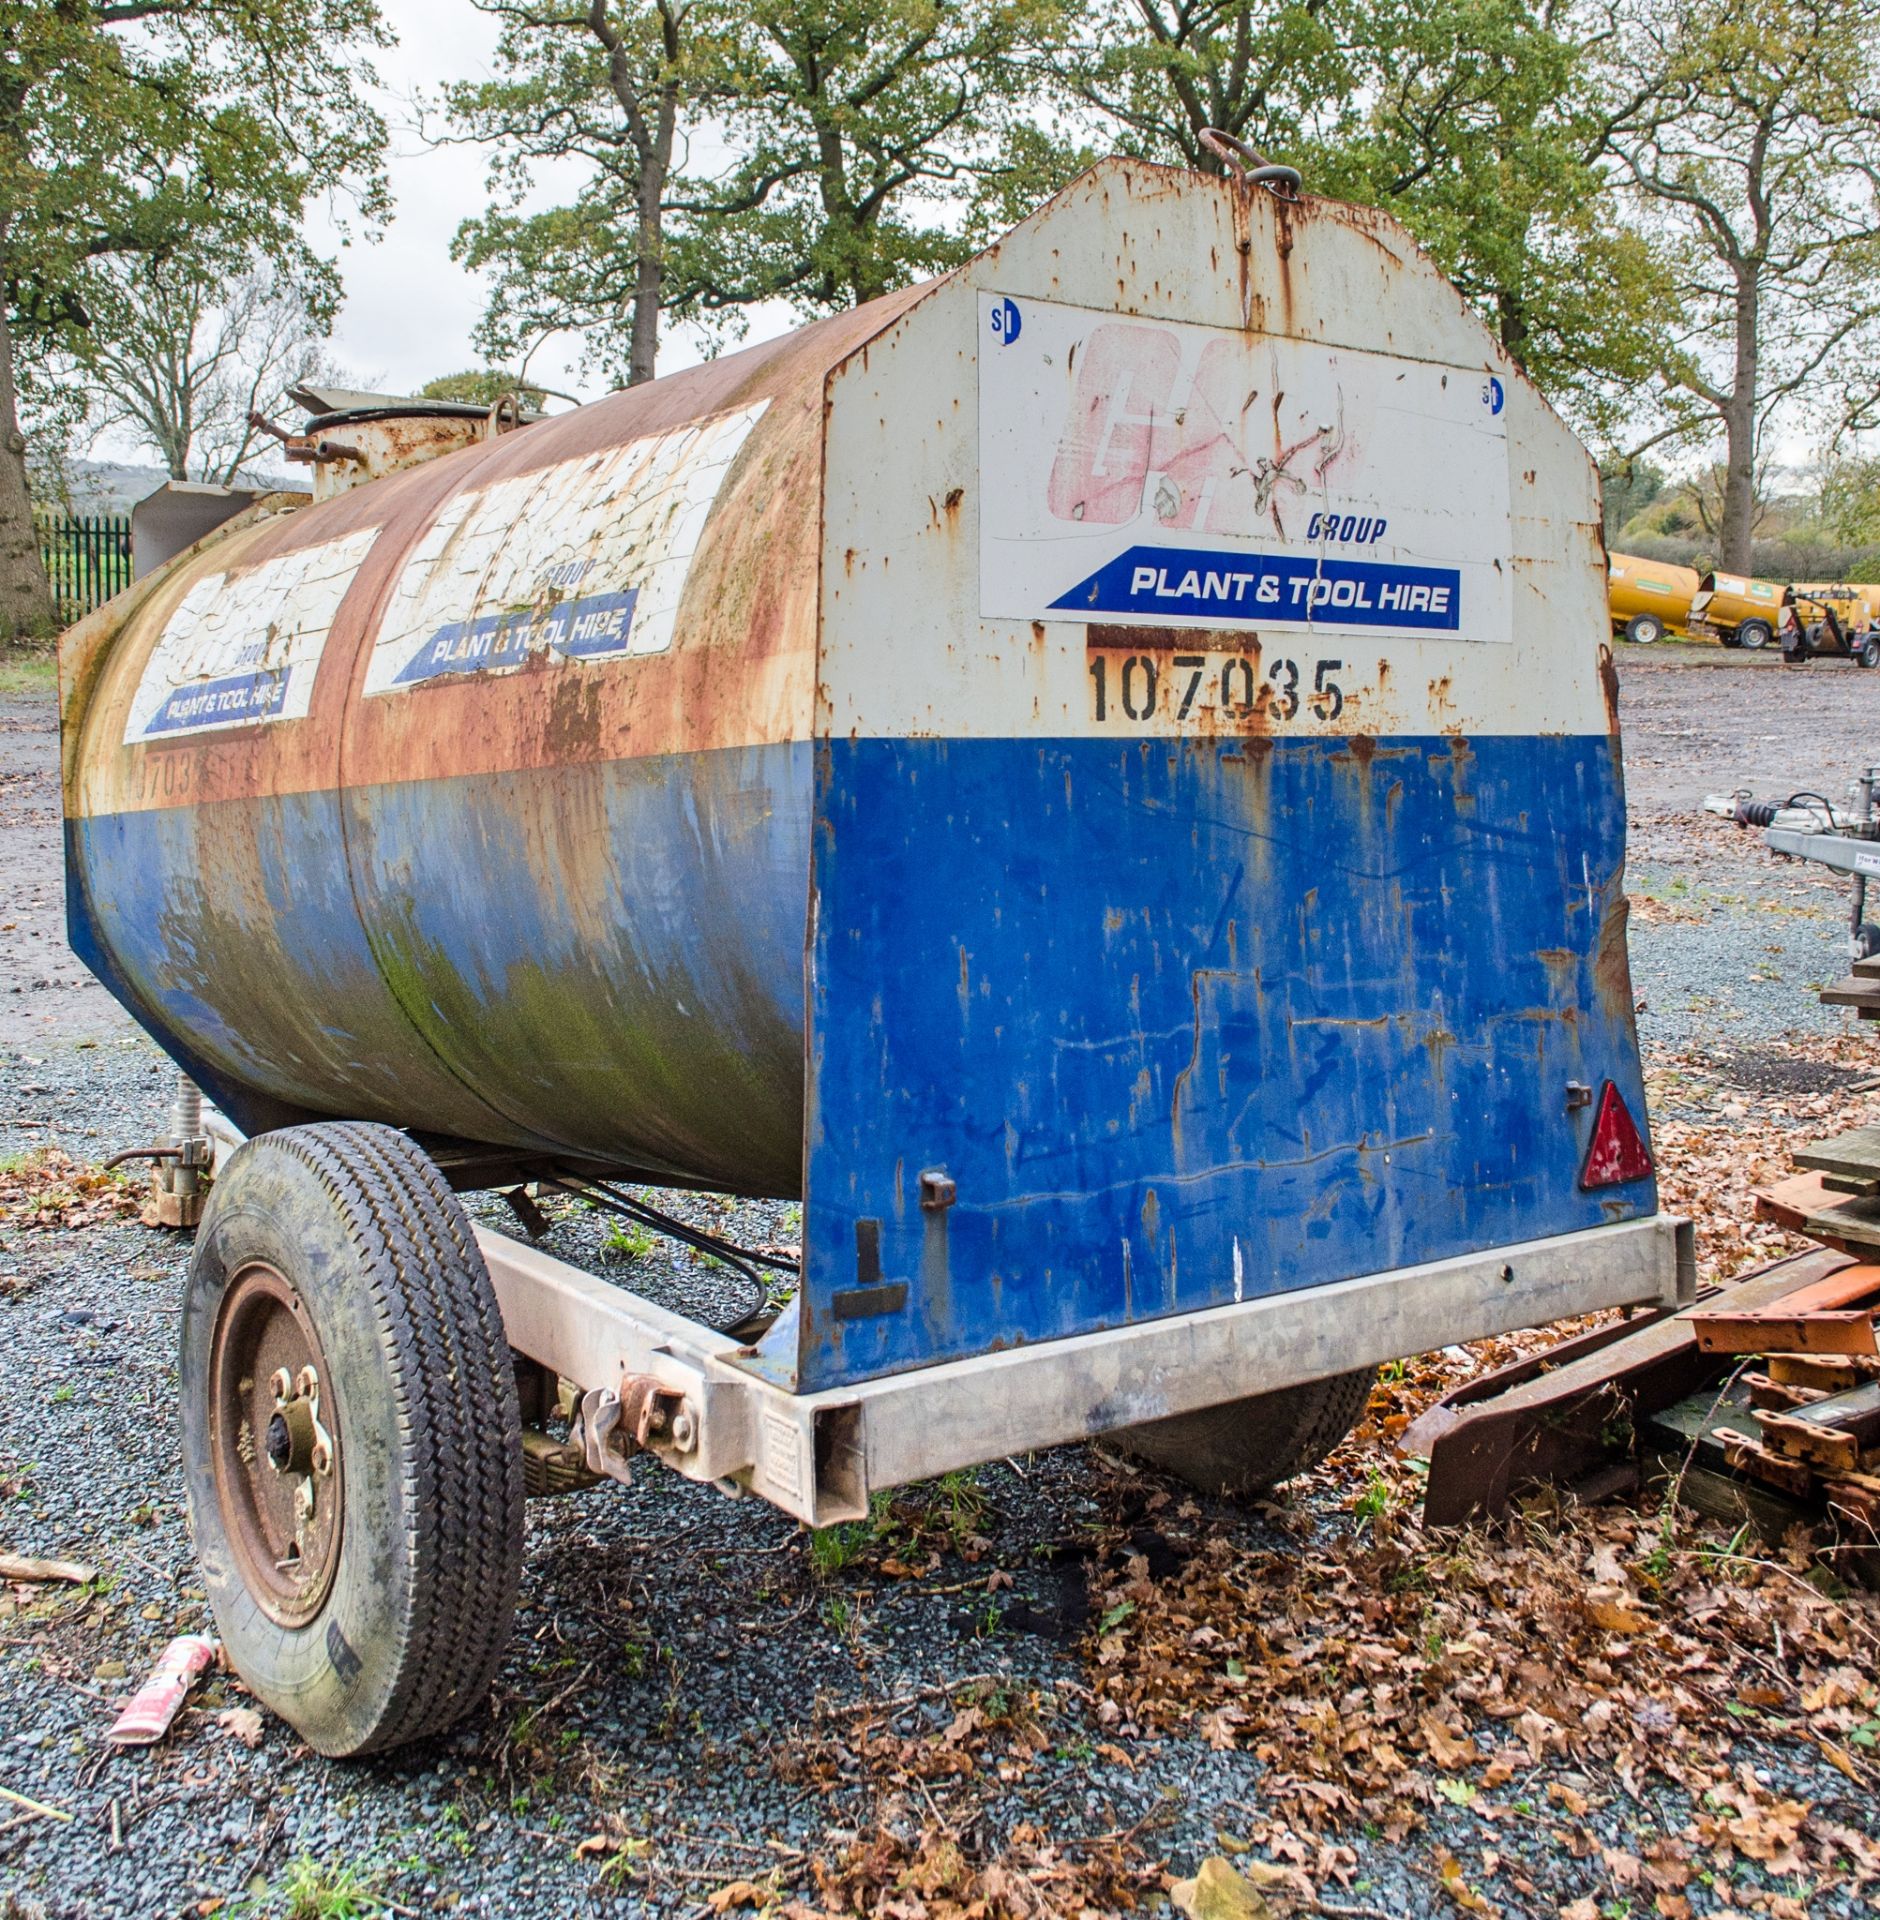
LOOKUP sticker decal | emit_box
[365,402,768,695]
[124,528,381,745]
[979,294,1512,642]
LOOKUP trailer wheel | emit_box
[180,1123,524,1757]
[1858,638,1880,670]
[1782,645,1810,665]
[1624,613,1665,645]
[1737,618,1774,650]
[1110,1367,1378,1498]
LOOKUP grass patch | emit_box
[252,1854,397,1920]
[0,643,55,699]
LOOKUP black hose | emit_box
[546,1174,790,1335]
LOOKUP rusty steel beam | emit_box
[1404,1245,1851,1527]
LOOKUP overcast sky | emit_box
[306,0,785,405]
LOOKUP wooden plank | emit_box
[1818,979,1880,1013]
[1755,1172,1827,1229]
[1797,1128,1880,1181]
[1654,1458,1814,1546]
[1753,1175,1880,1255]
[1821,1173,1880,1196]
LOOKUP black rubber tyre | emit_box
[1719,631,1742,648]
[1111,1367,1378,1498]
[1737,618,1774,651]
[1782,646,1810,665]
[181,1123,525,1757]
[1624,613,1665,644]
[1858,638,1880,670]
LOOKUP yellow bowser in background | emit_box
[1606,551,1699,644]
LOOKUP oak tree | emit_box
[0,0,389,632]
[1598,0,1880,572]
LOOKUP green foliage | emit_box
[419,370,548,409]
[1596,0,1880,564]
[446,2,726,387]
[670,0,1067,323]
[601,1220,656,1260]
[449,1,1055,382]
[1600,458,1669,537]
[1024,2,1674,435]
[1024,0,1355,175]
[1,2,390,350]
[1817,455,1880,547]
[1311,1,1675,434]
[0,0,391,623]
[259,1852,395,1920]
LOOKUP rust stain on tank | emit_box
[1594,890,1638,1020]
[1270,194,1298,336]
[1597,642,1620,735]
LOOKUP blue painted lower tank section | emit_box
[67,747,813,1192]
[70,728,1652,1393]
[798,732,1651,1389]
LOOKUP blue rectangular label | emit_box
[394,588,641,686]
[142,668,292,736]
[1048,545,1462,631]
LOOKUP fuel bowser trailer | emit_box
[59,154,1688,1755]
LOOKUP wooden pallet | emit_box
[1818,952,1880,1020]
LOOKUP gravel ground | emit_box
[3,641,1878,1919]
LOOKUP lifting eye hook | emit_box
[1199,128,1303,199]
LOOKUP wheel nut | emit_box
[670,1408,697,1453]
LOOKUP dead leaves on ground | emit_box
[1081,1475,1880,1912]
[1646,1032,1880,1285]
[0,1145,140,1236]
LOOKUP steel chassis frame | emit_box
[478,1214,1694,1525]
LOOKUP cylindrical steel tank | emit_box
[1691,569,1787,640]
[61,300,904,1193]
[1606,551,1698,637]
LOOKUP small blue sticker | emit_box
[990,297,1022,346]
[1483,376,1505,415]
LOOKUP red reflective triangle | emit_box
[1580,1079,1654,1189]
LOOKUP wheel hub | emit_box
[207,1263,343,1626]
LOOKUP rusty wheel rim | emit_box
[207,1261,343,1627]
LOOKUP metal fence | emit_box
[37,513,133,623]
